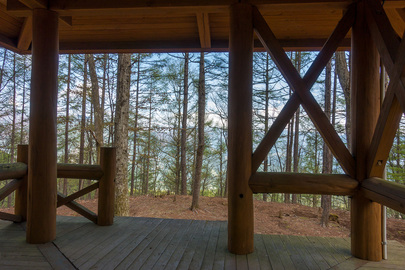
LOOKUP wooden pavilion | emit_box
[0,0,405,265]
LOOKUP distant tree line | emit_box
[0,48,403,223]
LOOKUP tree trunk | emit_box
[335,51,351,150]
[263,53,270,202]
[20,56,27,144]
[79,55,88,191]
[130,55,141,196]
[63,54,71,196]
[87,54,104,160]
[181,53,189,195]
[321,59,333,227]
[8,54,17,207]
[292,52,301,204]
[191,53,205,210]
[114,53,131,216]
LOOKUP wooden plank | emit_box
[0,162,27,181]
[177,221,213,270]
[17,16,31,50]
[297,235,330,270]
[37,242,76,270]
[362,177,405,214]
[212,222,228,270]
[76,217,149,268]
[249,172,358,195]
[267,234,295,269]
[0,178,22,201]
[287,235,320,270]
[115,219,172,269]
[150,219,195,269]
[196,12,211,49]
[306,236,339,267]
[57,163,103,180]
[138,219,189,270]
[55,216,93,240]
[0,211,22,222]
[200,221,221,270]
[253,234,272,270]
[162,220,206,270]
[57,193,97,223]
[281,235,309,270]
[253,5,355,177]
[57,182,99,207]
[87,218,163,269]
[55,217,88,238]
[68,218,133,263]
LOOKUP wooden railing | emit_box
[0,145,116,226]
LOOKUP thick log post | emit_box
[350,1,382,261]
[228,3,254,254]
[98,147,116,226]
[15,145,28,221]
[27,9,59,244]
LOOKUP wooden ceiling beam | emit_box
[17,16,32,50]
[196,12,211,49]
[252,5,356,177]
[18,0,47,9]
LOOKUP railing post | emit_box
[98,147,116,226]
[15,144,28,221]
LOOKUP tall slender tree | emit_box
[114,53,131,216]
[191,52,206,210]
[180,53,189,195]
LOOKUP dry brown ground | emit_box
[3,195,405,244]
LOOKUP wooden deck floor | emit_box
[0,216,404,269]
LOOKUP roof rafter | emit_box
[196,12,211,49]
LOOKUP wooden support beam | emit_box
[57,182,99,207]
[196,12,211,49]
[98,147,116,226]
[366,0,400,75]
[18,0,47,9]
[0,179,23,201]
[367,90,402,178]
[0,212,23,222]
[57,164,103,180]
[15,145,28,221]
[252,5,356,177]
[362,177,405,215]
[366,0,405,176]
[57,193,98,224]
[0,162,27,181]
[249,172,358,195]
[17,16,32,51]
[27,8,58,244]
[228,2,254,255]
[350,0,382,261]
[252,94,300,172]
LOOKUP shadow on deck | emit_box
[0,216,404,269]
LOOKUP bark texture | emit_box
[114,53,131,216]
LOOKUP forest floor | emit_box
[3,195,405,244]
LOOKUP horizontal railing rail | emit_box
[0,145,116,226]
